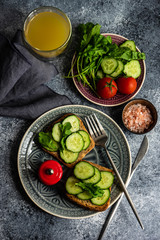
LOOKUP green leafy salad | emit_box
[68,22,146,95]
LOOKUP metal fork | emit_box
[85,113,144,229]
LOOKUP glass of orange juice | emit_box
[23,6,72,60]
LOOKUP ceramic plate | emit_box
[72,33,146,106]
[18,105,131,219]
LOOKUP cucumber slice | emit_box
[74,161,95,180]
[101,57,118,74]
[123,60,141,79]
[83,167,101,184]
[66,132,84,153]
[78,130,91,150]
[120,40,136,51]
[111,60,124,78]
[66,176,83,195]
[62,115,80,133]
[52,122,62,142]
[77,190,92,200]
[60,148,79,163]
[91,189,110,206]
[95,171,114,189]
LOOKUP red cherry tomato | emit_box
[116,77,137,94]
[39,160,63,185]
[96,77,118,99]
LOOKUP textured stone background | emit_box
[0,0,160,240]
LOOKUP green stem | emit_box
[81,73,100,98]
[67,54,78,77]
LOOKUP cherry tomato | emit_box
[96,77,118,99]
[116,77,137,94]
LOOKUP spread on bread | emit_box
[38,114,95,168]
[66,160,114,211]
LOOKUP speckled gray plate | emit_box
[17,105,131,219]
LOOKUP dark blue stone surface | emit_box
[0,0,160,239]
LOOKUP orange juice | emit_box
[23,7,72,58]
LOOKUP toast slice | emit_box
[40,114,95,168]
[66,160,114,211]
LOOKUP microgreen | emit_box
[76,182,104,198]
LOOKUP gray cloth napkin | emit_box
[0,30,71,119]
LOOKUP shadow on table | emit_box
[9,121,44,211]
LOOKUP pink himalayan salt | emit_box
[123,103,153,133]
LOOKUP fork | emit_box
[85,113,144,229]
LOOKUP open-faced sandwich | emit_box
[65,160,114,211]
[38,114,95,168]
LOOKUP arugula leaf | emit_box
[131,51,146,60]
[60,137,66,150]
[38,132,59,151]
[106,35,112,44]
[59,122,72,137]
[78,22,95,35]
[76,182,104,197]
[108,47,146,61]
[78,23,101,51]
[59,122,72,151]
[38,122,72,152]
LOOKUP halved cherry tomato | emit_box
[116,77,137,94]
[96,77,117,99]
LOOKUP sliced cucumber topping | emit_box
[95,171,114,189]
[124,60,141,78]
[66,176,83,195]
[111,60,124,78]
[74,161,95,180]
[66,132,84,153]
[52,122,62,142]
[62,115,80,133]
[77,190,92,200]
[91,189,110,206]
[83,167,101,184]
[60,148,79,163]
[78,130,91,150]
[120,40,136,51]
[101,57,118,74]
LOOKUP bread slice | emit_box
[41,113,95,168]
[66,160,114,211]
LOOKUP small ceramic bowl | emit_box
[122,98,158,134]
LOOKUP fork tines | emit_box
[85,113,105,138]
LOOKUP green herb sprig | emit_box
[76,182,104,198]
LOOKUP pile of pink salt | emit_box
[123,103,153,133]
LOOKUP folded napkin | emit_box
[0,30,71,119]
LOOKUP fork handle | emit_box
[104,146,144,229]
